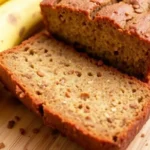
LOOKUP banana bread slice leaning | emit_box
[40,0,150,80]
[1,32,150,150]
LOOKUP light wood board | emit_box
[0,82,150,150]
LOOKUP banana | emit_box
[0,0,8,5]
[0,0,43,52]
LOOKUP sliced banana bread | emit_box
[40,0,150,80]
[0,32,150,150]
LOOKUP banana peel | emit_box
[0,0,43,52]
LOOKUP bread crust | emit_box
[1,32,150,150]
[43,100,150,150]
[40,0,150,44]
[0,32,46,117]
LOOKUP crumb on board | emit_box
[14,116,21,122]
[141,133,145,138]
[145,143,148,146]
[7,120,16,129]
[51,129,59,135]
[19,128,26,135]
[0,142,5,149]
[32,128,40,134]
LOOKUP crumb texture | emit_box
[1,33,150,147]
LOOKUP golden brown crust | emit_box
[40,0,150,43]
[0,57,44,117]
[0,32,47,116]
[43,106,120,150]
[97,6,150,43]
[115,100,150,149]
[43,100,150,150]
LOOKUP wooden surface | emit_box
[0,82,150,150]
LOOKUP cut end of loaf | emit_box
[40,0,150,80]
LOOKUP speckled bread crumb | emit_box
[0,32,150,150]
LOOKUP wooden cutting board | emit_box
[0,81,150,150]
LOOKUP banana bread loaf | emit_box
[0,32,150,150]
[40,0,150,80]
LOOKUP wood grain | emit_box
[0,82,149,150]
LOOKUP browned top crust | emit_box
[123,0,150,11]
[42,0,116,17]
[126,12,150,40]
[41,0,150,42]
[97,2,134,28]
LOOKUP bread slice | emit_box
[40,0,150,80]
[0,32,150,150]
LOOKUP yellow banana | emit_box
[0,0,43,52]
[0,0,8,5]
